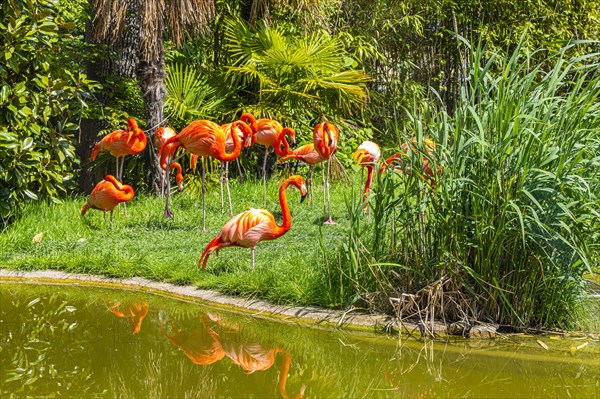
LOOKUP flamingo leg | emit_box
[104,211,107,228]
[322,162,327,218]
[160,161,166,198]
[252,247,256,271]
[120,156,128,216]
[116,157,122,215]
[236,158,243,184]
[308,166,314,207]
[225,161,233,216]
[219,162,225,214]
[262,147,269,207]
[110,209,114,229]
[324,158,336,225]
[165,161,173,218]
[201,157,206,233]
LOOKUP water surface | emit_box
[0,283,598,398]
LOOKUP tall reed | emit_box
[334,37,600,329]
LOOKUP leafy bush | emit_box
[0,0,98,223]
[335,37,600,329]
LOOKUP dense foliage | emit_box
[338,39,600,328]
[0,0,97,222]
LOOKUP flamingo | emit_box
[199,175,308,270]
[110,301,149,334]
[379,137,441,188]
[220,113,258,216]
[352,141,381,212]
[278,143,324,206]
[162,314,226,366]
[163,312,305,399]
[313,121,339,224]
[159,119,253,232]
[90,118,145,215]
[80,175,135,228]
[155,126,184,218]
[254,118,296,206]
[90,117,147,182]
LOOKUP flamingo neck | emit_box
[220,121,244,162]
[136,129,147,147]
[105,175,134,201]
[275,179,293,237]
[240,113,258,133]
[363,166,375,201]
[170,162,183,184]
[119,185,135,202]
[160,136,180,170]
[274,128,293,156]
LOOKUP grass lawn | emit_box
[0,170,364,308]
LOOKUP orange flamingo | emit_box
[110,301,149,334]
[90,117,147,181]
[379,137,441,188]
[352,141,381,212]
[279,143,324,206]
[199,175,308,270]
[80,175,135,228]
[163,312,305,398]
[220,113,258,216]
[219,339,305,398]
[155,126,184,218]
[159,119,253,231]
[161,314,226,366]
[313,121,340,225]
[90,118,145,215]
[254,118,296,206]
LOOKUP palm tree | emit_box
[223,16,371,121]
[89,0,215,193]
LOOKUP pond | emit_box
[0,282,598,398]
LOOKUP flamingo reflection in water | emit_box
[110,300,149,334]
[162,312,305,399]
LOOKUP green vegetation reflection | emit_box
[0,283,598,398]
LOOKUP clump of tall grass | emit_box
[333,37,600,329]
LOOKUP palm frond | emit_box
[164,63,224,122]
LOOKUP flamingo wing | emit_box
[219,209,276,248]
[87,182,120,211]
[279,143,323,166]
[178,120,226,157]
[255,119,283,148]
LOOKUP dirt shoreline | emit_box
[0,269,408,334]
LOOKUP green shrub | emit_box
[0,0,98,223]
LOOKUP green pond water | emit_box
[0,283,598,398]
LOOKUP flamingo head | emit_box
[324,122,339,149]
[285,127,296,146]
[127,118,139,131]
[155,126,176,149]
[352,140,381,167]
[235,121,255,148]
[287,175,308,203]
[240,113,258,133]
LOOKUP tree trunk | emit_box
[78,18,110,193]
[78,0,141,193]
[137,36,166,195]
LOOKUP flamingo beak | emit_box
[301,193,308,203]
[177,182,183,192]
[352,150,366,164]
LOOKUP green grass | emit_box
[0,170,359,308]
